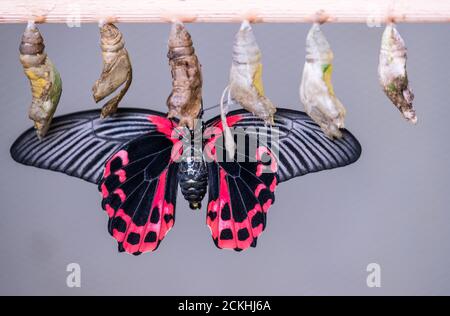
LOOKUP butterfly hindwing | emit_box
[99,115,180,255]
[204,116,278,251]
[11,108,182,255]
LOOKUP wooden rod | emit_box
[0,0,449,24]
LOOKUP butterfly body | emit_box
[177,143,208,210]
[11,107,361,255]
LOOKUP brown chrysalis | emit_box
[166,21,203,129]
[19,22,62,139]
[92,23,132,118]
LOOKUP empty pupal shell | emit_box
[92,23,132,118]
[229,21,276,124]
[300,23,346,139]
[19,23,62,139]
[378,23,416,124]
[166,21,203,129]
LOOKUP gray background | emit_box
[0,22,449,295]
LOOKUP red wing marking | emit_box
[262,199,272,213]
[114,188,126,202]
[100,183,108,198]
[115,170,126,182]
[206,168,269,251]
[204,115,243,161]
[137,169,174,253]
[256,146,278,174]
[255,184,266,197]
[211,115,243,130]
[104,150,129,178]
[147,115,178,141]
[270,177,277,192]
[105,204,115,218]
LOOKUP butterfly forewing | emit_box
[206,108,362,183]
[10,108,167,184]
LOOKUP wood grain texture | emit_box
[0,0,449,24]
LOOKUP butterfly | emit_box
[10,107,361,255]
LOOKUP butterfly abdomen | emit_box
[178,157,208,210]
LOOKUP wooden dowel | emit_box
[0,0,449,24]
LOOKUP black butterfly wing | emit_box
[204,115,278,251]
[11,108,181,255]
[99,118,180,255]
[206,108,362,183]
[204,108,361,251]
[10,108,170,184]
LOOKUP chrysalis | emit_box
[19,22,62,139]
[228,20,276,125]
[166,21,203,129]
[300,23,346,139]
[378,23,416,124]
[92,23,132,118]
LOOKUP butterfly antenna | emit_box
[202,103,220,112]
[203,91,235,113]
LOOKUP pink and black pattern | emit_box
[11,107,362,255]
[204,116,278,250]
[203,109,361,251]
[99,115,180,255]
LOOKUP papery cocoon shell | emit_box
[378,23,416,124]
[92,23,132,118]
[299,23,346,139]
[19,23,62,139]
[229,21,276,125]
[166,21,203,129]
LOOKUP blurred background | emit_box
[0,22,449,295]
